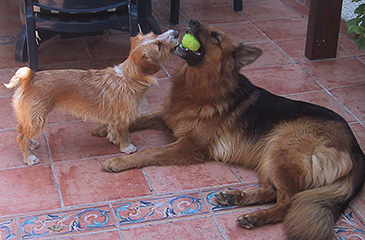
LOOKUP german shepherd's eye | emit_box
[210,31,221,44]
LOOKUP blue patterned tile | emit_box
[202,183,260,212]
[19,206,116,239]
[112,192,209,227]
[334,205,365,240]
[0,218,17,240]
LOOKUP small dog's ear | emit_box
[233,43,262,69]
[138,58,161,75]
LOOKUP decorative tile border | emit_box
[0,218,17,240]
[202,182,260,212]
[1,184,364,240]
[334,205,365,239]
[112,192,209,227]
[19,206,116,239]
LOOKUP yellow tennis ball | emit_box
[182,33,201,52]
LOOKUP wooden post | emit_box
[305,0,343,60]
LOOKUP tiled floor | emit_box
[0,0,364,239]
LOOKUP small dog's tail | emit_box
[4,67,34,89]
[284,149,365,240]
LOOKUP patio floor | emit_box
[0,0,364,239]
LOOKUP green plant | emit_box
[346,0,365,49]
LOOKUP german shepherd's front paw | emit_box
[237,214,260,229]
[102,157,130,172]
[215,189,245,206]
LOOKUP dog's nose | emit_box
[172,30,179,39]
[190,19,200,29]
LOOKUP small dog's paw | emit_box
[29,139,40,150]
[91,124,108,137]
[26,155,40,166]
[237,214,260,229]
[106,131,119,145]
[215,190,245,206]
[120,144,137,154]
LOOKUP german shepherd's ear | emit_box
[233,43,262,69]
[138,57,161,75]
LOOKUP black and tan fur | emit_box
[95,20,365,240]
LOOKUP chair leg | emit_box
[233,0,242,11]
[170,0,180,25]
[23,0,38,71]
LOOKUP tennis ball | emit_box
[182,33,201,52]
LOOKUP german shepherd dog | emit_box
[95,19,365,240]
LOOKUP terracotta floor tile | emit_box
[83,34,131,60]
[300,58,365,89]
[129,129,175,151]
[339,34,365,57]
[39,59,94,71]
[352,186,365,215]
[243,64,321,95]
[0,129,50,169]
[59,231,121,240]
[54,158,151,206]
[47,112,80,124]
[0,15,21,36]
[0,165,60,216]
[0,0,19,17]
[214,211,287,240]
[0,44,24,69]
[120,217,224,240]
[330,85,365,122]
[0,16,20,35]
[141,78,172,112]
[214,21,269,44]
[182,4,246,24]
[254,18,308,41]
[0,97,17,129]
[275,38,351,63]
[243,0,302,22]
[243,42,294,69]
[0,68,17,97]
[349,123,365,152]
[281,0,309,18]
[286,91,356,123]
[45,121,121,162]
[143,161,240,194]
[230,167,259,183]
[37,38,90,66]
[161,54,185,77]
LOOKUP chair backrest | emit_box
[34,0,128,13]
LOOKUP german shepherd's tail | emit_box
[284,149,365,240]
[4,67,34,89]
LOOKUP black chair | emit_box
[169,0,243,25]
[15,0,161,71]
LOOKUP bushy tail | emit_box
[285,162,364,240]
[4,67,34,89]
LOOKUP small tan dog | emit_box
[5,29,179,166]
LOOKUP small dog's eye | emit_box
[211,32,220,43]
[157,42,163,50]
